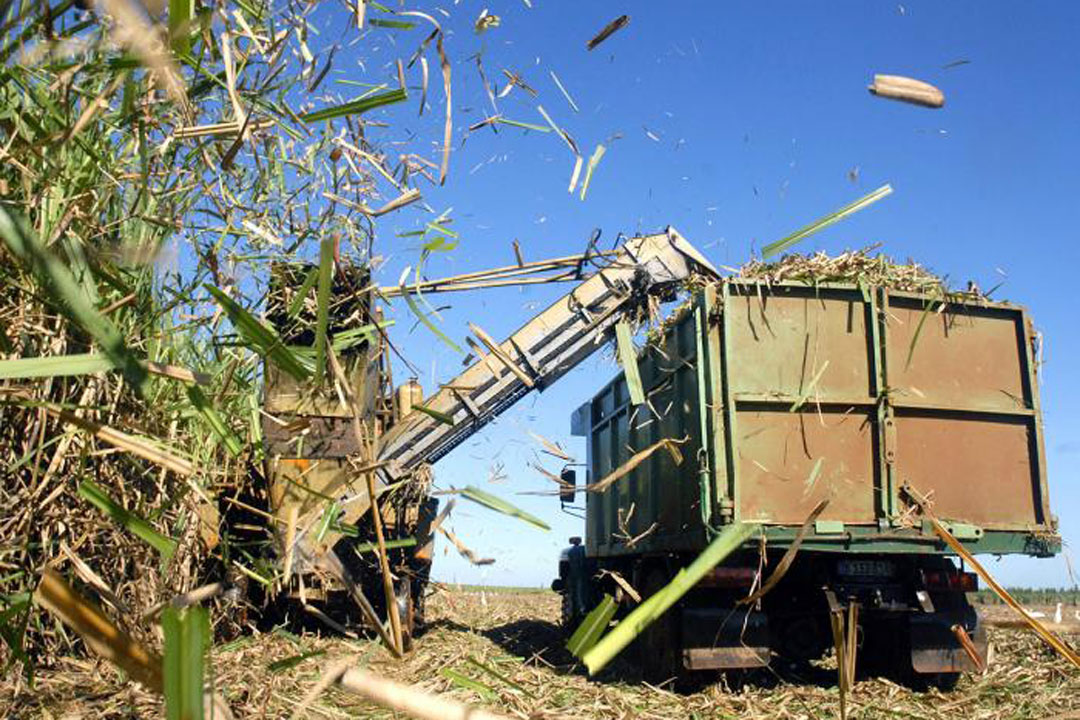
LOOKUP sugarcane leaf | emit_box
[0,354,113,379]
[349,537,417,552]
[905,297,943,369]
[79,480,177,559]
[440,668,496,701]
[615,322,645,406]
[315,501,340,543]
[459,485,550,531]
[186,385,243,457]
[368,18,415,29]
[162,605,209,720]
[464,655,535,698]
[401,288,464,354]
[414,403,455,425]
[495,117,550,133]
[331,321,393,352]
[169,0,194,56]
[0,596,32,680]
[0,208,149,396]
[579,143,606,201]
[763,184,893,259]
[314,237,334,381]
[204,284,310,381]
[300,87,407,123]
[286,268,319,319]
[567,594,617,657]
[267,649,326,673]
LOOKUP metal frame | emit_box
[377,229,718,479]
[713,280,1056,548]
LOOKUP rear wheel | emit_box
[635,567,681,684]
[560,588,575,630]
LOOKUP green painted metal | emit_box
[692,297,714,530]
[815,520,846,535]
[870,286,896,518]
[583,307,707,558]
[762,526,1058,557]
[925,520,983,540]
[578,279,1058,562]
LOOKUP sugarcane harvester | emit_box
[259,230,718,648]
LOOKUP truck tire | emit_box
[560,589,574,630]
[635,567,681,683]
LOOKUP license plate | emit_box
[837,559,895,578]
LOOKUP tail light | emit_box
[922,569,978,592]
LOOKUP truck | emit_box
[552,275,1059,685]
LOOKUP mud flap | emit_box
[910,610,987,673]
[681,608,771,670]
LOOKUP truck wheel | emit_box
[560,589,575,630]
[635,568,681,684]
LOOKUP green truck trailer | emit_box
[554,279,1059,684]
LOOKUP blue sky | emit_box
[314,1,1079,587]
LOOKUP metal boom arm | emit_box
[377,228,717,477]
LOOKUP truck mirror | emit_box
[560,468,576,505]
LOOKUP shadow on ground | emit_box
[427,615,937,695]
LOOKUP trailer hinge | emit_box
[883,412,897,465]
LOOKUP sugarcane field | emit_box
[2,2,1079,720]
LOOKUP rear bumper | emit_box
[910,609,987,673]
[679,604,986,673]
[681,607,771,669]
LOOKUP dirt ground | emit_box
[5,590,1079,719]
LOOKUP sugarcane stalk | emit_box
[868,74,945,108]
[327,349,404,655]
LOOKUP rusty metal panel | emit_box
[583,277,1054,560]
[726,285,873,402]
[724,283,880,526]
[735,407,877,524]
[893,413,1041,527]
[267,457,384,558]
[885,297,1029,413]
[263,357,378,417]
[263,416,362,458]
[910,613,987,674]
[684,647,770,670]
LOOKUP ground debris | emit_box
[9,589,1077,719]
